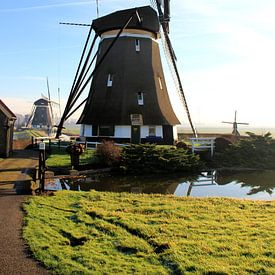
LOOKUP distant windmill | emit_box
[27,78,60,135]
[222,111,249,136]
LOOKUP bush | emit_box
[213,132,275,169]
[95,140,121,167]
[120,143,203,174]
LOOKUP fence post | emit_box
[38,141,46,192]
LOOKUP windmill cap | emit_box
[92,6,159,36]
[34,98,50,105]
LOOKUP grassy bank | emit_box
[23,191,275,274]
[46,148,96,168]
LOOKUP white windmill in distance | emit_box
[222,111,249,136]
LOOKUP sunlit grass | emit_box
[46,148,96,168]
[23,191,275,274]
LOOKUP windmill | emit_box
[222,111,249,136]
[27,78,60,135]
[56,1,196,144]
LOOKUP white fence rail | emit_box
[189,137,215,157]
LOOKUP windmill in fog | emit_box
[27,78,60,135]
[222,111,249,136]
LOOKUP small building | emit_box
[0,100,16,157]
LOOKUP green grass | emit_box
[46,148,96,168]
[23,191,275,274]
[14,129,47,140]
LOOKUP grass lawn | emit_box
[46,148,96,168]
[23,191,275,274]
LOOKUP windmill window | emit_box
[99,125,114,136]
[158,77,163,90]
[107,74,113,87]
[137,92,144,105]
[149,126,156,137]
[135,39,140,52]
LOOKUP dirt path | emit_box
[0,150,49,274]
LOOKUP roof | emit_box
[34,98,50,106]
[0,99,17,119]
[92,6,159,36]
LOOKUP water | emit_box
[46,170,275,200]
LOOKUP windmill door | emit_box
[131,126,140,144]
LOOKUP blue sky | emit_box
[1,0,275,129]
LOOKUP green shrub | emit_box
[95,140,122,167]
[120,143,203,174]
[214,132,275,169]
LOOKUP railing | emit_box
[32,137,73,150]
[32,136,128,150]
[189,137,216,157]
[76,141,127,149]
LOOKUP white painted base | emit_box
[80,125,164,138]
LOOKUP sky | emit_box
[1,0,275,131]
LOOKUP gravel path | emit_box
[0,150,49,274]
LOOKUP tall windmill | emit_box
[222,111,249,136]
[56,1,196,144]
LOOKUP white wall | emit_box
[82,124,92,137]
[156,126,163,137]
[173,126,178,141]
[81,124,164,139]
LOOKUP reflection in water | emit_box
[216,170,275,196]
[186,171,217,197]
[46,170,275,200]
[174,170,275,200]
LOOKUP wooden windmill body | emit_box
[78,6,180,144]
[29,98,52,129]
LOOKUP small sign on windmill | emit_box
[222,111,249,136]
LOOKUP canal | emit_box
[48,170,275,200]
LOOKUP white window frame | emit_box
[137,92,144,105]
[135,39,140,52]
[107,74,113,87]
